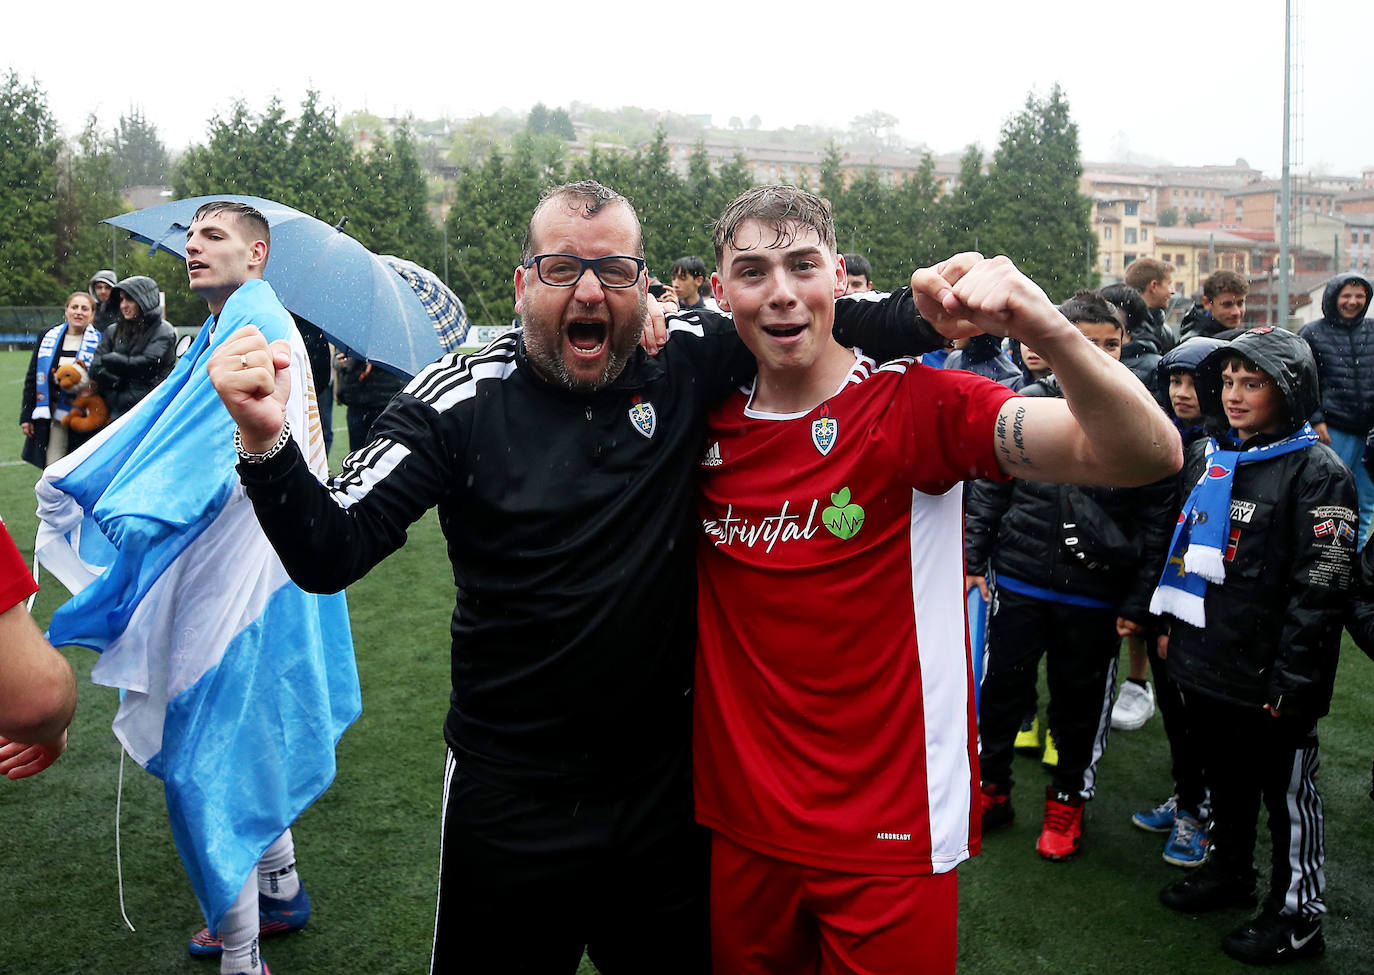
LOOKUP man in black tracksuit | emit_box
[966,291,1175,861]
[201,180,944,974]
[1156,326,1355,965]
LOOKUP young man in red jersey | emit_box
[693,185,1181,973]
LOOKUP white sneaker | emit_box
[1111,681,1155,730]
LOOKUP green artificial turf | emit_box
[0,348,1370,974]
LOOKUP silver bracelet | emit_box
[234,420,292,464]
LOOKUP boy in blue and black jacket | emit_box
[1153,327,1355,966]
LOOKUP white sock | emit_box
[257,828,301,901]
[220,871,263,975]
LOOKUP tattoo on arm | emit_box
[996,404,1034,469]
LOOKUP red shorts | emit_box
[710,831,958,975]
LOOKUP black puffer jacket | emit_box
[1179,302,1243,341]
[1156,336,1228,442]
[1102,284,1161,393]
[963,377,1177,623]
[1164,327,1356,718]
[1298,272,1374,434]
[91,276,177,417]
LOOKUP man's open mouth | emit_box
[188,261,208,272]
[567,321,607,356]
[763,324,805,338]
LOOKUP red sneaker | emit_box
[1036,787,1084,861]
[980,783,1015,830]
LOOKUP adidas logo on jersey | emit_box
[701,441,723,468]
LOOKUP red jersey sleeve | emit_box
[894,364,1018,492]
[0,519,39,614]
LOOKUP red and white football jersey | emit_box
[694,355,1015,875]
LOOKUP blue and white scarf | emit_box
[33,322,101,421]
[1149,424,1317,626]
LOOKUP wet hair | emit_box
[191,201,271,258]
[1059,290,1125,333]
[669,256,708,279]
[522,180,643,262]
[1203,269,1249,300]
[714,185,837,265]
[1098,283,1149,336]
[844,253,873,281]
[1216,351,1267,377]
[1124,257,1174,291]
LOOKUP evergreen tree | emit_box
[0,71,61,303]
[287,90,358,224]
[818,141,844,208]
[549,108,576,141]
[527,102,550,135]
[54,116,127,290]
[940,145,991,255]
[980,85,1097,298]
[111,108,170,186]
[889,153,946,274]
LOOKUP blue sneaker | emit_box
[188,886,311,957]
[1131,795,1177,833]
[1162,812,1209,868]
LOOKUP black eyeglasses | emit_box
[522,253,646,289]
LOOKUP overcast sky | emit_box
[7,0,1369,178]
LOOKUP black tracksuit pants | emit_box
[1182,690,1326,917]
[1147,636,1208,816]
[979,588,1119,798]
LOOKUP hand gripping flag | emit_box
[35,279,360,934]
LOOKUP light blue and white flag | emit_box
[35,279,360,933]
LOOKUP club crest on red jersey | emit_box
[812,404,838,456]
[628,396,656,439]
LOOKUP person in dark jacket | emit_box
[334,353,407,453]
[91,275,177,419]
[1154,326,1354,965]
[966,291,1176,862]
[1299,271,1374,545]
[1127,337,1227,866]
[1101,283,1162,394]
[942,332,1020,386]
[88,269,119,329]
[1124,257,1177,351]
[1180,269,1249,341]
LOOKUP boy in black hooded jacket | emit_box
[1154,327,1356,965]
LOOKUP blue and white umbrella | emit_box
[106,194,469,377]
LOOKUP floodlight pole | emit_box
[1278,0,1292,328]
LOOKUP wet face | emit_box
[713,219,844,377]
[1337,282,1370,321]
[1220,360,1285,441]
[1076,320,1123,360]
[119,294,140,321]
[186,212,266,312]
[1168,371,1200,422]
[1203,291,1247,328]
[65,295,94,329]
[91,281,111,303]
[514,200,647,393]
[844,273,872,294]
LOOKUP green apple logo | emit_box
[822,487,865,540]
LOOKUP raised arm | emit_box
[912,254,1182,487]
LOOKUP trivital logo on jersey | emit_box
[811,403,838,456]
[703,500,823,553]
[821,487,865,540]
[628,396,656,439]
[701,441,723,468]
